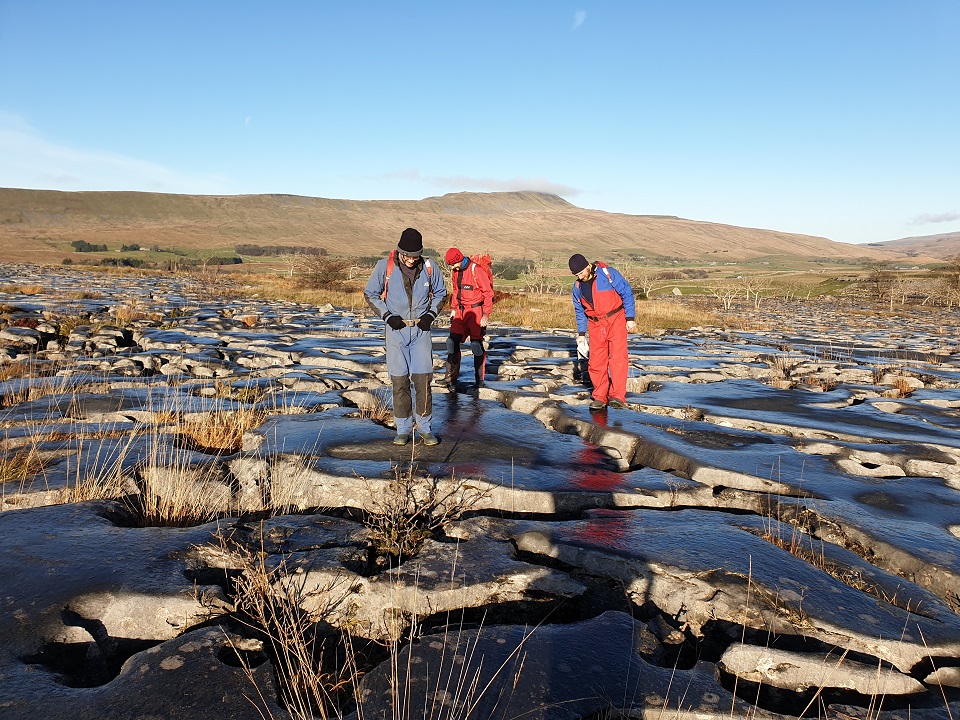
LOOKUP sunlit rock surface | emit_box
[0,265,959,719]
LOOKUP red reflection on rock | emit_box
[572,445,624,490]
[568,509,634,551]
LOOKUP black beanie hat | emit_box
[398,227,423,256]
[568,253,589,274]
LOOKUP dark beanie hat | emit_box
[568,253,589,274]
[398,227,423,256]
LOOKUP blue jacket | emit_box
[365,255,447,322]
[572,262,636,334]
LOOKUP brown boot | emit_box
[444,358,459,388]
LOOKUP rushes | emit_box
[226,527,357,720]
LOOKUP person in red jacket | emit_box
[443,247,495,389]
[569,253,636,411]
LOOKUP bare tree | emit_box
[519,258,563,295]
[706,282,739,311]
[299,255,356,290]
[277,253,302,278]
[621,267,672,300]
[865,262,894,303]
[738,276,773,310]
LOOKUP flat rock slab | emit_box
[461,512,960,672]
[353,610,783,720]
[0,627,282,720]
[0,501,232,699]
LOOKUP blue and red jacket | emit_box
[572,261,636,333]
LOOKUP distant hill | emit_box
[0,187,913,266]
[867,231,960,261]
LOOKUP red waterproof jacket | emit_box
[450,259,494,319]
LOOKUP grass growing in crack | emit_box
[58,430,138,504]
[754,495,926,614]
[364,464,487,566]
[0,447,45,485]
[223,526,536,720]
[130,434,233,527]
[224,526,357,720]
[179,406,267,454]
[355,387,393,425]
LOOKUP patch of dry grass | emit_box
[0,447,46,485]
[179,407,267,454]
[111,303,150,325]
[241,274,369,313]
[492,293,719,332]
[0,283,44,295]
[0,361,34,382]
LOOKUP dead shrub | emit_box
[299,256,360,292]
[364,466,487,566]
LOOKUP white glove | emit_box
[576,335,589,358]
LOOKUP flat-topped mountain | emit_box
[0,187,914,264]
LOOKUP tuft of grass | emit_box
[179,407,267,454]
[364,465,487,566]
[0,361,34,382]
[0,447,46,485]
[224,526,357,719]
[355,388,393,424]
[893,375,914,398]
[58,433,136,504]
[130,436,232,527]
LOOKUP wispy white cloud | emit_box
[382,169,579,198]
[910,211,960,225]
[0,111,226,193]
[573,11,586,30]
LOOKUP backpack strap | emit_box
[595,260,613,283]
[380,250,396,301]
[382,250,433,302]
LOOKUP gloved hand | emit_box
[576,335,589,358]
[416,312,436,331]
[626,319,637,333]
[480,315,489,327]
[386,314,406,331]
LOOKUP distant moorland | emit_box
[0,187,943,269]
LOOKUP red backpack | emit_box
[469,253,493,285]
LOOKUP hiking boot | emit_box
[392,433,410,446]
[419,432,439,447]
[608,398,627,409]
[588,400,607,412]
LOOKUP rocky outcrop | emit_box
[1,265,959,719]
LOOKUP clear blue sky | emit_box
[1,1,957,245]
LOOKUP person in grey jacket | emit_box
[364,228,448,446]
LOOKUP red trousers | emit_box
[588,311,628,403]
